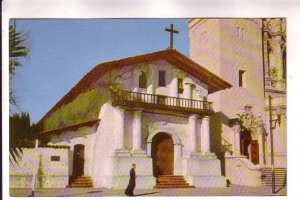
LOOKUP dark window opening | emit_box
[178,78,183,94]
[51,156,60,161]
[239,70,245,87]
[158,70,166,87]
[139,71,147,88]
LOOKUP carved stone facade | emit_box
[263,18,286,92]
[189,18,287,186]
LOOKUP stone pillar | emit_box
[170,77,178,97]
[233,123,241,155]
[147,67,155,103]
[174,143,182,175]
[184,83,192,107]
[133,110,142,150]
[132,110,147,157]
[112,107,130,156]
[201,116,210,153]
[257,120,265,166]
[147,84,154,103]
[188,114,197,153]
[146,142,151,157]
[184,83,192,99]
[114,107,125,149]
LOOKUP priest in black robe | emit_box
[125,163,137,196]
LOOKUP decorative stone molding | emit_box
[236,104,263,135]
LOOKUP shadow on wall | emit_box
[210,111,230,176]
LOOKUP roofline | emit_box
[38,119,100,137]
[36,49,232,131]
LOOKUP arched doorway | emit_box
[240,130,259,165]
[151,132,174,177]
[72,144,85,177]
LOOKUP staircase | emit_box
[261,168,287,187]
[67,176,93,188]
[155,175,195,188]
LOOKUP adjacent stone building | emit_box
[188,18,286,186]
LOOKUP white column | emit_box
[201,116,210,153]
[174,143,182,175]
[147,84,154,103]
[257,121,265,166]
[146,142,151,157]
[184,83,192,107]
[184,83,192,99]
[188,114,197,153]
[170,77,178,97]
[133,110,142,150]
[233,123,241,155]
[147,67,155,103]
[112,107,130,156]
[132,110,147,157]
[114,107,125,149]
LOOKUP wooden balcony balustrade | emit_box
[111,89,214,115]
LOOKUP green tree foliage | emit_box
[43,87,110,131]
[9,112,36,162]
[9,24,29,107]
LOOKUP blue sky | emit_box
[11,19,190,123]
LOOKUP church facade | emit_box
[188,18,286,186]
[10,18,286,190]
[31,49,231,189]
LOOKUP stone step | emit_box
[68,184,93,188]
[158,181,188,184]
[158,178,186,182]
[155,175,194,189]
[155,184,195,188]
[74,177,92,180]
[67,185,94,188]
[70,183,93,186]
[159,175,184,177]
[67,176,94,188]
[71,181,93,184]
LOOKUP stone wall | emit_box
[10,147,70,188]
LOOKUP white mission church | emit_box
[10,19,286,190]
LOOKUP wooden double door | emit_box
[152,133,174,177]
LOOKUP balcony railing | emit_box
[111,89,213,114]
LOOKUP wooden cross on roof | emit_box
[165,24,179,49]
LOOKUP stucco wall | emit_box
[10,147,70,188]
[142,112,189,154]
[99,60,208,100]
[189,19,265,153]
[48,125,98,177]
[90,102,127,187]
[225,153,261,186]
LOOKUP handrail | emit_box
[221,138,233,152]
[111,89,213,111]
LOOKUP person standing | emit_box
[125,163,137,196]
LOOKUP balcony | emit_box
[111,89,214,115]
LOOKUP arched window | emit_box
[139,71,147,88]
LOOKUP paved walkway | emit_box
[10,185,286,197]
